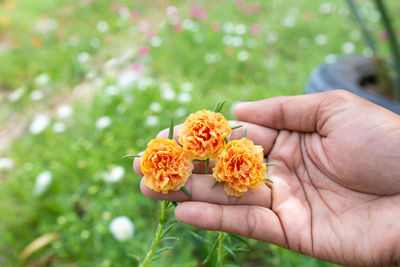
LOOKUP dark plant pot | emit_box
[306,56,400,115]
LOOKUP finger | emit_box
[140,174,272,208]
[229,121,278,155]
[234,90,347,134]
[133,153,143,176]
[175,202,287,247]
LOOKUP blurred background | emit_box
[0,0,399,266]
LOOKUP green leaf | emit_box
[231,125,243,130]
[202,237,219,264]
[211,181,219,188]
[190,232,211,245]
[264,163,277,166]
[168,119,174,140]
[266,178,274,183]
[228,234,249,246]
[155,246,174,254]
[181,187,192,199]
[205,159,209,174]
[160,224,176,239]
[160,236,179,242]
[223,245,240,264]
[122,154,141,158]
[243,128,247,138]
[215,101,226,113]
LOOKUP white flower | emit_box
[235,24,246,35]
[77,52,90,63]
[35,18,58,34]
[30,114,51,135]
[223,22,235,33]
[0,158,13,170]
[160,84,175,100]
[182,19,198,32]
[315,34,328,46]
[150,36,162,47]
[105,85,120,96]
[319,2,335,14]
[137,77,156,91]
[56,105,73,118]
[35,73,50,86]
[237,51,249,62]
[97,21,109,33]
[145,115,159,127]
[118,7,130,19]
[325,54,337,64]
[178,92,192,103]
[175,107,187,118]
[266,32,279,45]
[30,90,44,101]
[363,48,373,58]
[104,166,125,183]
[8,87,25,102]
[90,37,101,48]
[166,6,178,16]
[52,122,66,133]
[281,16,296,28]
[109,216,134,241]
[349,30,361,41]
[343,42,355,54]
[204,53,220,64]
[222,35,233,46]
[231,36,243,47]
[96,116,112,130]
[149,102,162,113]
[33,171,52,195]
[180,82,193,92]
[246,39,258,49]
[118,69,138,88]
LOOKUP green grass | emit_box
[1,0,399,266]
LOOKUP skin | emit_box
[134,90,400,266]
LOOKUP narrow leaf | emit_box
[223,245,240,264]
[231,125,243,130]
[264,163,277,166]
[160,224,176,239]
[168,119,174,140]
[228,234,249,246]
[160,236,179,242]
[266,178,274,183]
[123,154,141,158]
[243,128,247,138]
[202,237,219,264]
[224,137,229,144]
[211,181,219,188]
[155,246,174,254]
[181,187,192,199]
[215,101,226,113]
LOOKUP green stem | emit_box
[346,0,377,54]
[140,201,168,267]
[374,0,400,99]
[205,159,209,174]
[218,232,225,267]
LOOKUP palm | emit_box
[268,129,400,266]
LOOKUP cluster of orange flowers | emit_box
[140,109,268,197]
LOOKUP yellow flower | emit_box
[213,138,267,197]
[178,110,231,160]
[140,138,193,194]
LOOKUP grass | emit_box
[1,0,399,266]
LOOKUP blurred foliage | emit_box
[1,0,399,266]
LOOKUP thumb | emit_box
[233,90,345,133]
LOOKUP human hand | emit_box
[134,90,400,266]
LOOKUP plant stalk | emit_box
[140,200,168,267]
[374,0,400,100]
[346,0,377,54]
[217,232,225,267]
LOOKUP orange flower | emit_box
[178,110,231,160]
[213,138,267,197]
[140,138,193,194]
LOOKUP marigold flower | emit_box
[140,138,193,194]
[213,138,267,197]
[178,110,231,160]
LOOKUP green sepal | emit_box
[211,181,219,188]
[181,186,192,199]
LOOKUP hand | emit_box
[134,90,400,266]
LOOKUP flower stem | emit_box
[217,232,225,267]
[374,0,400,100]
[140,200,168,267]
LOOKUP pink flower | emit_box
[189,6,208,21]
[173,23,182,34]
[250,24,262,35]
[138,45,150,56]
[132,63,142,73]
[211,22,221,32]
